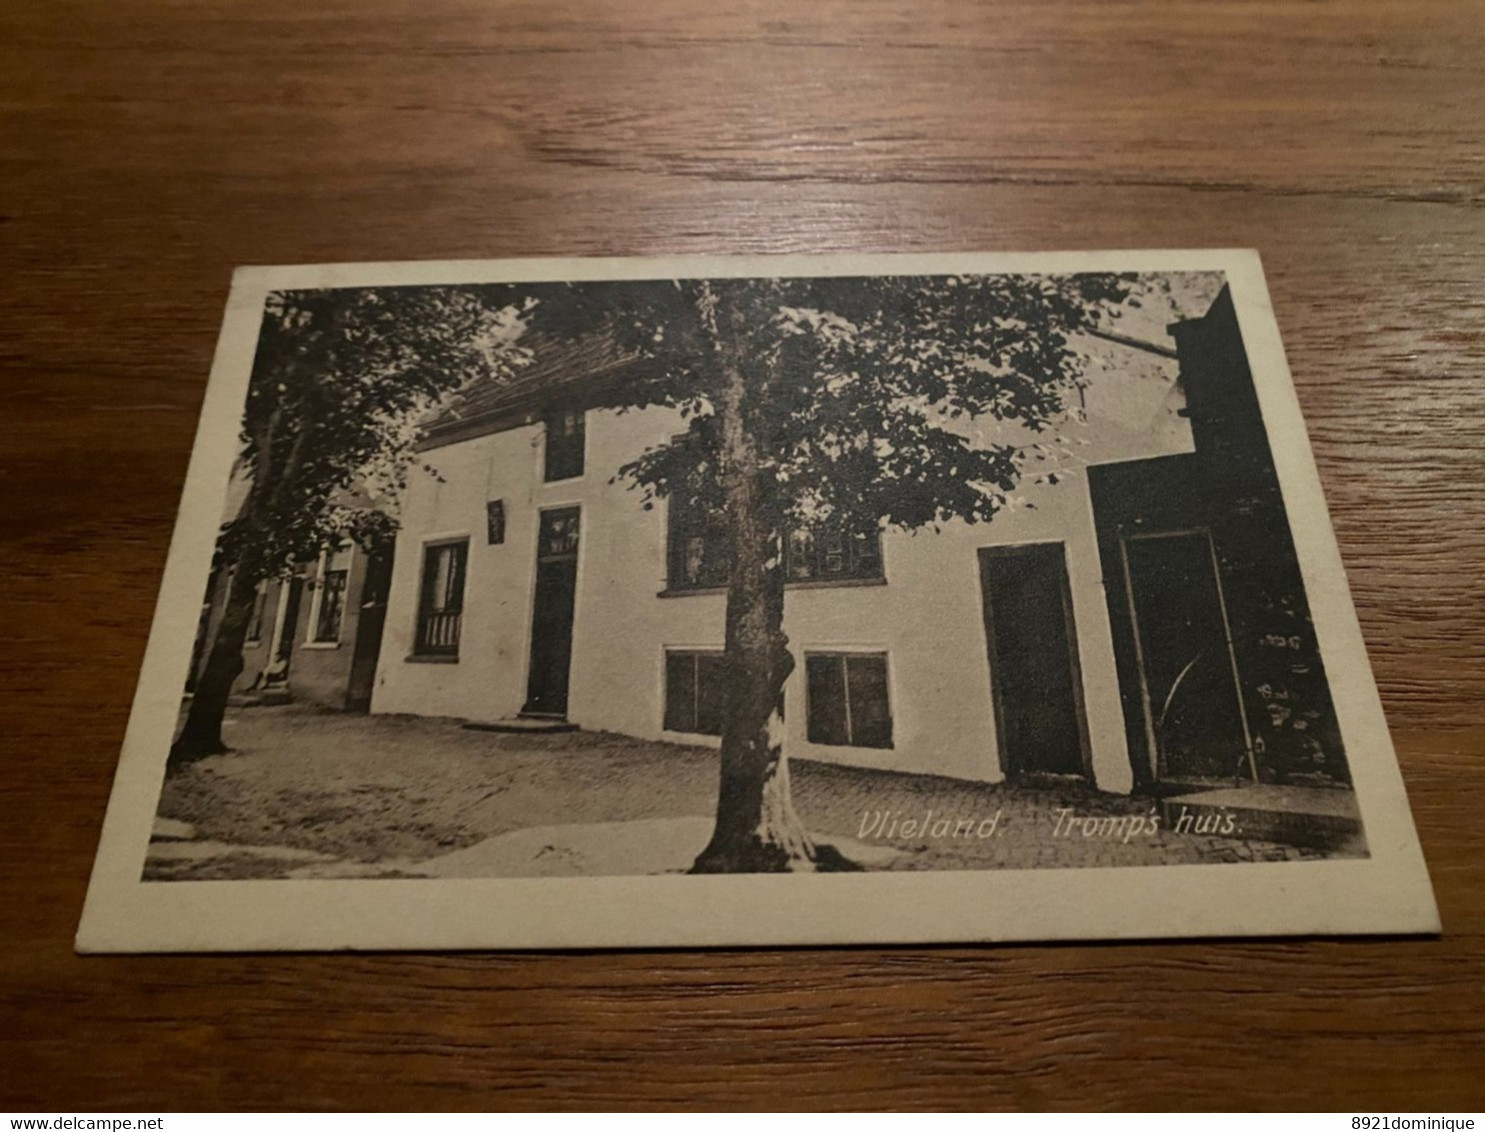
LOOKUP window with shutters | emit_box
[805,652,894,749]
[663,650,727,736]
[414,539,468,658]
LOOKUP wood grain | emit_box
[2,0,1482,1111]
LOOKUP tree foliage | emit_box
[173,285,529,761]
[221,285,530,579]
[516,273,1132,533]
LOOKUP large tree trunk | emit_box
[169,562,261,764]
[170,403,292,766]
[690,286,858,874]
[689,505,813,873]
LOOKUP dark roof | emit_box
[419,329,646,450]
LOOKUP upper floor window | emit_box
[667,497,884,593]
[669,501,731,591]
[544,407,586,482]
[786,526,881,584]
[309,542,354,644]
[414,539,468,658]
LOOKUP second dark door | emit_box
[1120,530,1252,784]
[345,539,395,714]
[268,576,304,684]
[523,507,581,717]
[978,543,1090,778]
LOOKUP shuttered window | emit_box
[805,652,893,749]
[663,650,726,735]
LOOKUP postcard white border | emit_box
[76,249,1439,952]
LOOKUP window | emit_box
[805,652,893,749]
[309,543,354,644]
[244,581,269,644]
[667,498,884,593]
[668,502,731,591]
[537,507,580,559]
[664,650,727,736]
[415,539,468,657]
[543,407,585,482]
[786,526,881,583]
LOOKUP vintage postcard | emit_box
[78,250,1438,951]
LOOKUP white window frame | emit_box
[410,534,471,660]
[303,542,354,649]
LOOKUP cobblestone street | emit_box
[148,704,1360,880]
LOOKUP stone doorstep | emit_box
[462,717,580,735]
[1159,784,1363,852]
[228,689,293,708]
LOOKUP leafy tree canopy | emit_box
[219,285,530,579]
[502,273,1134,533]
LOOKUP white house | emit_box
[367,319,1217,797]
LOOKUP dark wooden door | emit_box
[1121,530,1252,784]
[978,543,1089,778]
[345,540,394,714]
[271,577,304,674]
[523,507,581,717]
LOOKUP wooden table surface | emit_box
[3,0,1483,1112]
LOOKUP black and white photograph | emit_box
[77,251,1437,951]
